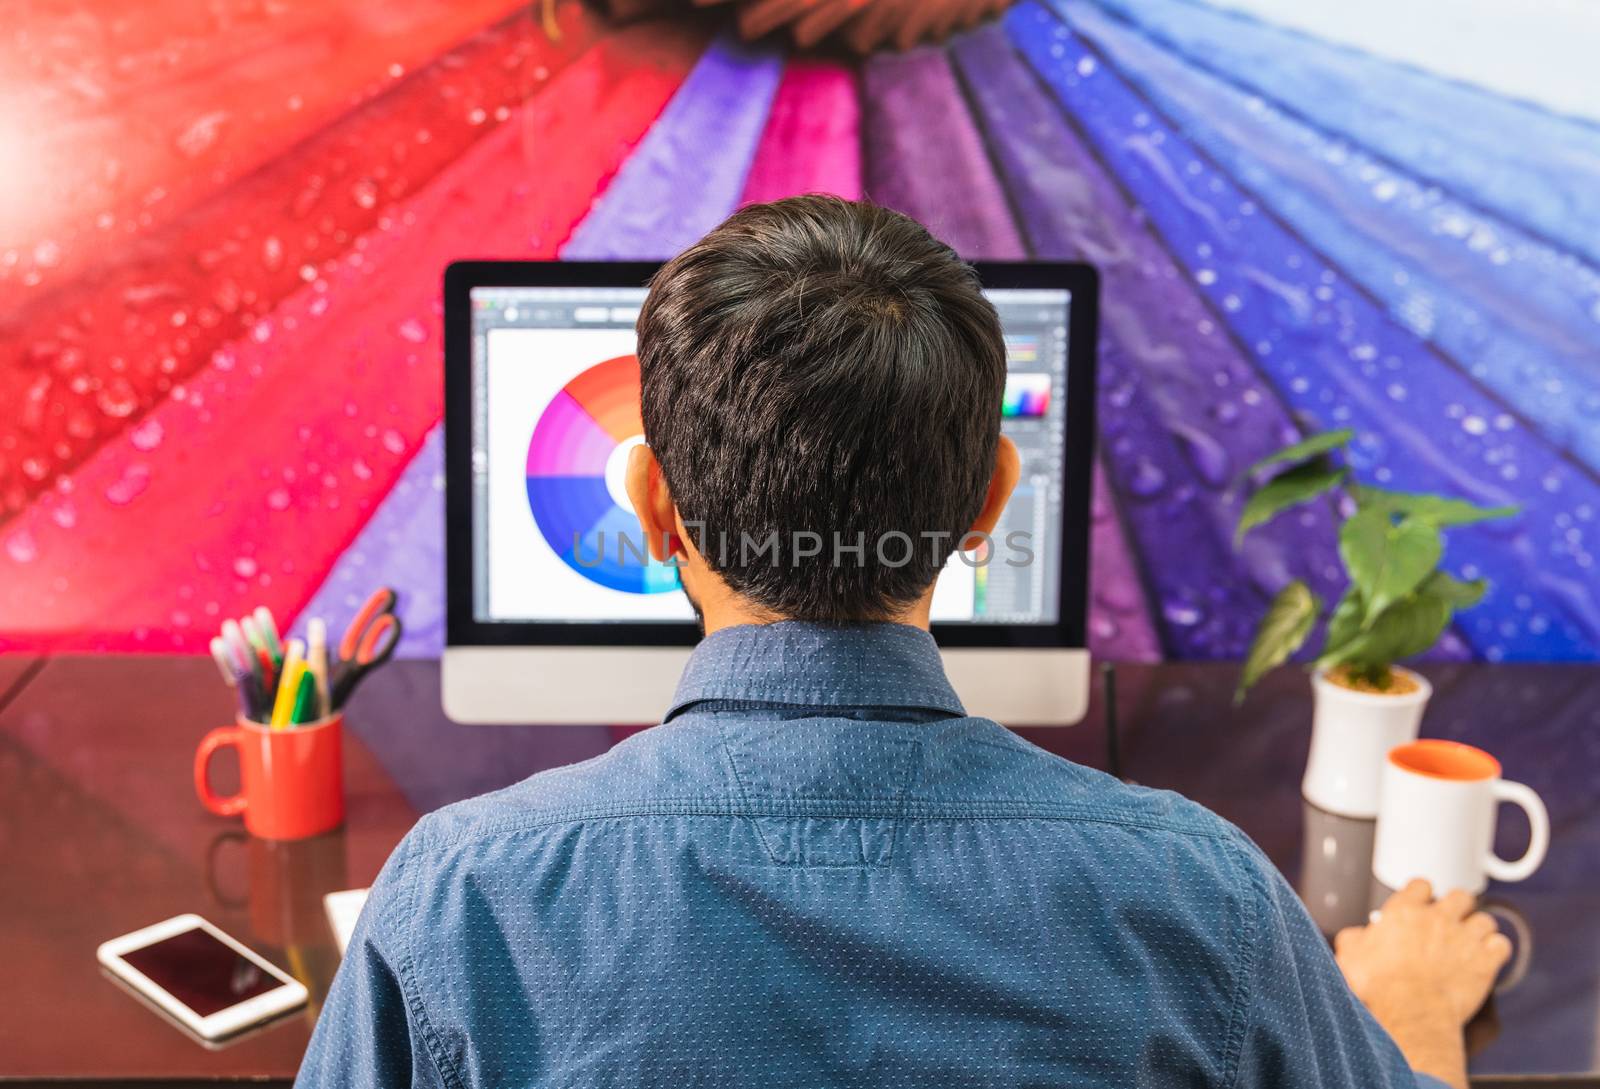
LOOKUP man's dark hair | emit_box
[637,196,1007,622]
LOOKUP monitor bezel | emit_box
[444,259,1098,650]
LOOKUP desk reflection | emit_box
[207,830,350,1015]
[1298,801,1385,937]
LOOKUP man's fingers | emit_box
[1463,911,1499,939]
[1485,932,1514,965]
[1390,878,1433,907]
[1334,926,1361,953]
[1435,888,1477,920]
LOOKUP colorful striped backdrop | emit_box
[2,0,1597,661]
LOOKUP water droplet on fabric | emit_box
[1163,601,1204,627]
[129,418,164,451]
[105,464,151,505]
[175,111,228,157]
[5,530,38,563]
[96,377,139,418]
[1127,458,1167,499]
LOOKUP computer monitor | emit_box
[443,261,1098,725]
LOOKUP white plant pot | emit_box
[1302,667,1432,819]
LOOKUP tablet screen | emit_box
[120,924,281,1018]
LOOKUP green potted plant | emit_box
[1234,429,1516,818]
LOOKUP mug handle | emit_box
[204,831,251,909]
[1484,780,1549,883]
[194,726,248,817]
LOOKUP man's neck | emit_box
[697,588,933,638]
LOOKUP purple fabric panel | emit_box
[860,40,1159,659]
[1087,460,1162,660]
[859,47,1027,259]
[952,24,1347,657]
[562,34,784,259]
[292,425,444,657]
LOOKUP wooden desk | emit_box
[1,658,1595,1086]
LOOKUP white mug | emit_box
[1373,739,1549,895]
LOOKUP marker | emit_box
[270,639,306,728]
[256,646,276,696]
[209,638,237,687]
[240,673,269,724]
[220,620,253,673]
[270,661,302,728]
[289,668,317,725]
[254,606,284,665]
[307,618,330,718]
[241,615,269,660]
[211,635,262,720]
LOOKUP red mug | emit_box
[194,715,345,840]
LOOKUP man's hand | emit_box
[1335,879,1513,1089]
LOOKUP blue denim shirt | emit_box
[299,622,1443,1088]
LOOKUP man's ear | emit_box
[963,435,1021,547]
[626,443,681,562]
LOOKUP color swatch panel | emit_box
[523,355,679,596]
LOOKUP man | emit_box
[299,196,1508,1088]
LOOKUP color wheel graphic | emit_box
[524,355,680,595]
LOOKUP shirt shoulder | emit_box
[404,717,734,848]
[915,716,1250,840]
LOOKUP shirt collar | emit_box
[666,621,965,720]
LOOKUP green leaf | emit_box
[1317,572,1484,674]
[1236,580,1321,703]
[1353,486,1519,528]
[1235,464,1348,544]
[1418,570,1487,609]
[1316,590,1452,674]
[1244,428,1354,478]
[1321,584,1367,660]
[1339,508,1443,623]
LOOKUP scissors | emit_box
[332,587,401,709]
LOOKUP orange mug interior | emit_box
[1389,739,1501,782]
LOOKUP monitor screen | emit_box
[467,284,1073,627]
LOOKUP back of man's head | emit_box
[637,195,1006,622]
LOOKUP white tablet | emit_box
[323,887,370,955]
[97,914,307,1041]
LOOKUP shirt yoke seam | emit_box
[714,718,782,865]
[413,803,1232,854]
